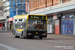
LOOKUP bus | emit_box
[12,14,47,39]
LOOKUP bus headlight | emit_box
[42,33,47,35]
[27,33,31,35]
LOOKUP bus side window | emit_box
[24,22,26,26]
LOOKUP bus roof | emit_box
[14,14,47,19]
[14,15,28,19]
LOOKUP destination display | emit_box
[29,15,46,19]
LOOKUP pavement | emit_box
[47,34,75,44]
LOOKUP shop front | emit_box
[53,12,75,35]
[53,14,61,35]
[0,23,3,30]
[61,13,74,35]
[47,16,55,34]
[0,19,6,31]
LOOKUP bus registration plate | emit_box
[36,32,38,34]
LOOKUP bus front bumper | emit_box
[27,31,47,38]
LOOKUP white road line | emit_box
[0,43,18,50]
[46,40,75,45]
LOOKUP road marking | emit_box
[46,40,75,45]
[0,43,18,50]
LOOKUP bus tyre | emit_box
[39,36,42,39]
[23,37,26,39]
[14,32,19,38]
[15,36,19,38]
[15,34,19,38]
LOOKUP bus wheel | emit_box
[23,37,26,39]
[39,36,42,39]
[14,32,19,38]
[15,36,19,38]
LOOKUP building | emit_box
[26,0,75,35]
[0,0,5,31]
[9,0,27,30]
[3,0,10,31]
[0,0,3,10]
[0,0,3,31]
[0,0,3,6]
[0,11,4,31]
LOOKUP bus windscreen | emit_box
[28,19,46,31]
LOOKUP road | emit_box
[0,31,75,50]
